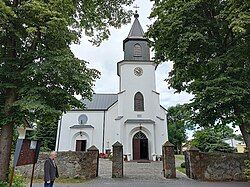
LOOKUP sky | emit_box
[70,0,193,109]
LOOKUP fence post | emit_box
[162,141,176,178]
[112,141,123,178]
[87,145,99,177]
[185,146,200,179]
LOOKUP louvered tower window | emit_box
[134,44,142,57]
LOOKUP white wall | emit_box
[118,61,160,120]
[116,60,168,159]
[103,103,120,151]
[56,110,104,151]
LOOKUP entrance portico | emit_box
[123,123,156,161]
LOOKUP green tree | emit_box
[147,0,250,149]
[167,105,189,154]
[191,126,236,152]
[0,0,134,181]
[32,120,58,152]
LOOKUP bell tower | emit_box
[115,11,168,160]
[117,12,158,119]
[123,12,150,61]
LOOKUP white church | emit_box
[55,13,168,161]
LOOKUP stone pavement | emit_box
[30,159,249,187]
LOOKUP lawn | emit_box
[176,166,186,174]
[175,154,185,161]
[175,154,186,174]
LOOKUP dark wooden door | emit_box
[81,140,86,151]
[133,131,149,160]
[76,140,82,151]
[133,139,140,160]
[75,140,87,151]
[140,139,148,159]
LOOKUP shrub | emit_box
[180,162,186,168]
[99,153,108,159]
[244,160,250,180]
[0,172,26,187]
[108,153,113,161]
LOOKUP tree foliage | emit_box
[32,120,58,152]
[0,0,134,181]
[0,0,134,127]
[191,126,236,153]
[167,104,189,153]
[147,0,250,148]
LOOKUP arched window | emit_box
[133,131,147,139]
[78,114,88,124]
[134,92,144,111]
[134,43,142,57]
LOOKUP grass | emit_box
[175,154,186,175]
[175,154,185,161]
[176,166,186,174]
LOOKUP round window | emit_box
[78,114,88,124]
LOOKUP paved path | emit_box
[30,159,249,187]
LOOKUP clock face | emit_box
[134,67,143,76]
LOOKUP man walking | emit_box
[44,151,59,187]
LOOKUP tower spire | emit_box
[127,5,144,38]
[121,8,150,62]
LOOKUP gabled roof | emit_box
[80,94,118,111]
[127,13,144,38]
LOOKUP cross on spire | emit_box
[133,4,140,18]
[133,4,140,13]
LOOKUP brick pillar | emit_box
[87,145,99,177]
[185,146,200,179]
[112,141,123,178]
[162,141,176,178]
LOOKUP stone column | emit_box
[185,146,200,179]
[162,141,176,178]
[87,145,99,177]
[112,141,123,178]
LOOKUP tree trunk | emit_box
[180,144,183,155]
[0,0,19,181]
[0,89,16,181]
[0,123,14,181]
[239,124,250,152]
[176,143,179,154]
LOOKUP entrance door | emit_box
[133,139,141,160]
[76,140,87,151]
[133,131,149,160]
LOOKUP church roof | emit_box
[80,93,118,111]
[127,13,144,38]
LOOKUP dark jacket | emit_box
[44,157,59,182]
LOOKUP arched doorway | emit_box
[133,131,149,160]
[71,131,89,151]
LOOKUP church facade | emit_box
[55,13,168,161]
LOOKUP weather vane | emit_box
[133,4,139,13]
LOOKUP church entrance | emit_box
[75,140,87,151]
[133,131,149,160]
